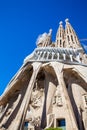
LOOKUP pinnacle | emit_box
[65,18,69,23]
[59,21,63,25]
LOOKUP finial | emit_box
[59,21,63,25]
[65,18,69,23]
[48,28,52,36]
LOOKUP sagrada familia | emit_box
[0,19,87,130]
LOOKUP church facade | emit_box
[0,19,87,130]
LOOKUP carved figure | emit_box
[53,86,62,106]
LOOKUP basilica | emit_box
[0,19,87,130]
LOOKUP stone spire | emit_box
[55,21,65,47]
[65,18,81,48]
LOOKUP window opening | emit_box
[67,35,70,41]
[56,119,66,130]
[24,122,28,130]
[71,35,73,42]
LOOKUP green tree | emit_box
[45,127,62,130]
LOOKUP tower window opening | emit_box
[60,32,61,37]
[57,40,58,44]
[63,41,65,47]
[71,35,73,42]
[69,28,71,33]
[60,40,62,47]
[67,35,70,41]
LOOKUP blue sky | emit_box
[0,0,87,95]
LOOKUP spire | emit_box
[48,28,52,36]
[65,18,81,48]
[55,21,65,47]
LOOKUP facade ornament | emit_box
[65,18,69,23]
[52,86,63,106]
[30,87,43,109]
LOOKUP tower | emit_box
[0,19,87,130]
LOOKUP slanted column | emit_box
[37,51,43,60]
[41,70,56,129]
[37,51,40,56]
[51,62,78,130]
[57,53,59,60]
[42,51,46,60]
[8,62,42,130]
[76,53,81,63]
[46,52,50,60]
[70,54,73,62]
[52,52,55,60]
[63,53,66,60]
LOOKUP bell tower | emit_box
[55,21,65,47]
[65,18,81,48]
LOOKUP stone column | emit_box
[63,53,66,60]
[8,62,42,130]
[51,62,78,130]
[41,69,56,129]
[70,54,73,62]
[46,52,50,60]
[68,83,84,130]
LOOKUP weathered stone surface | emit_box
[0,19,87,130]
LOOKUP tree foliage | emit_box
[45,127,62,130]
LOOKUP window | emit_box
[56,119,66,127]
[56,40,58,45]
[24,122,28,130]
[69,28,71,33]
[60,40,62,47]
[67,35,70,41]
[60,32,61,37]
[71,35,73,42]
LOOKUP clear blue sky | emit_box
[0,0,87,95]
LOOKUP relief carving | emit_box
[28,114,40,129]
[52,86,63,106]
[30,87,44,109]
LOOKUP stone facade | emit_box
[0,19,87,130]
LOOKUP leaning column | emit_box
[8,62,42,130]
